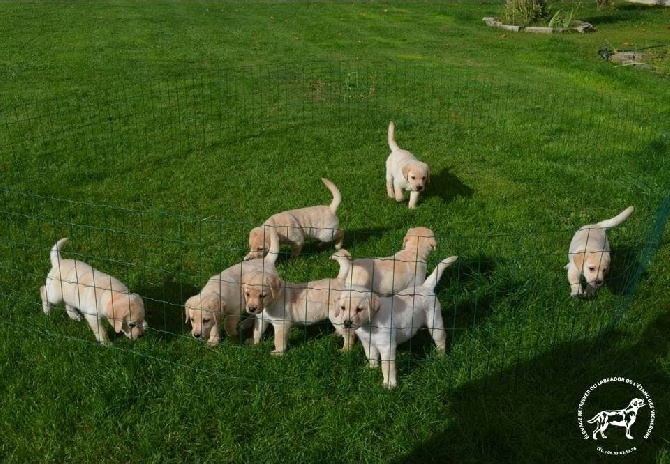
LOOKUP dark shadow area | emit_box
[429,166,474,205]
[340,226,394,250]
[139,276,200,342]
[393,315,669,464]
[606,244,647,296]
[582,3,667,26]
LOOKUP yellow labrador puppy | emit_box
[566,206,634,298]
[386,121,429,209]
[184,229,279,347]
[243,249,355,355]
[335,255,457,388]
[347,227,437,295]
[244,178,344,260]
[40,238,147,345]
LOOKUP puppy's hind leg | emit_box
[333,228,344,250]
[290,241,304,259]
[40,281,63,315]
[386,170,395,198]
[40,285,52,315]
[427,307,447,354]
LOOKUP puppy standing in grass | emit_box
[184,229,280,347]
[346,226,437,296]
[386,121,430,209]
[244,178,344,260]
[40,238,147,345]
[336,255,457,388]
[566,206,634,298]
[243,249,356,355]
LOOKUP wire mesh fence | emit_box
[1,60,667,390]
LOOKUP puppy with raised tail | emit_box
[243,249,356,355]
[244,178,344,260]
[40,238,147,345]
[347,226,437,295]
[566,206,634,298]
[336,255,457,388]
[184,229,280,347]
[386,121,430,209]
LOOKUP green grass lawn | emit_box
[1,1,669,463]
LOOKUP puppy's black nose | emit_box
[417,186,423,191]
[344,320,353,329]
[193,333,202,339]
[247,306,258,314]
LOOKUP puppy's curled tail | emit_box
[263,227,280,267]
[50,237,69,268]
[331,249,352,283]
[321,178,341,213]
[388,121,399,152]
[596,206,634,229]
[422,256,458,291]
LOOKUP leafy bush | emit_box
[500,0,550,27]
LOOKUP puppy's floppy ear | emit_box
[184,296,197,323]
[106,296,128,334]
[402,164,411,182]
[269,274,282,300]
[201,294,223,322]
[367,294,381,323]
[573,252,585,271]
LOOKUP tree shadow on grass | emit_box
[393,316,670,464]
[606,244,647,297]
[428,166,474,205]
[583,3,667,27]
[139,276,200,342]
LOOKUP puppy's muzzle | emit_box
[246,305,262,315]
[192,333,202,340]
[343,319,353,329]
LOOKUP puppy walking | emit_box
[336,255,457,388]
[243,249,356,355]
[346,227,437,295]
[566,206,634,298]
[245,178,344,260]
[587,398,645,440]
[40,238,147,345]
[185,229,280,347]
[385,121,430,209]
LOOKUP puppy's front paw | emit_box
[270,350,285,357]
[206,338,220,348]
[383,380,397,389]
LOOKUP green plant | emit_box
[548,8,575,29]
[500,0,550,27]
[597,0,614,10]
